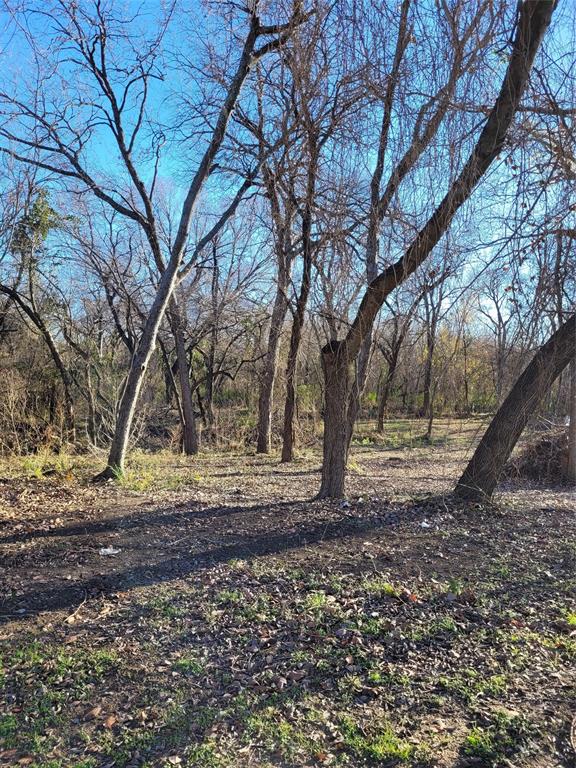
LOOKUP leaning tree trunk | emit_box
[94,13,273,479]
[36,319,75,444]
[455,313,576,500]
[97,259,183,478]
[0,286,76,444]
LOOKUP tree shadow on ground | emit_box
[0,497,441,624]
[0,499,305,545]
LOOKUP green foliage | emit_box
[364,577,400,598]
[186,741,222,767]
[339,715,415,762]
[304,590,329,611]
[462,711,533,764]
[11,190,63,256]
[173,655,205,676]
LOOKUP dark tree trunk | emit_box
[318,342,352,499]
[86,365,97,446]
[170,299,199,455]
[280,344,298,463]
[280,290,310,463]
[455,313,576,500]
[204,242,219,438]
[421,338,434,419]
[281,233,313,463]
[425,401,435,442]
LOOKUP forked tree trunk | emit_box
[280,265,312,463]
[316,1,554,498]
[93,13,282,479]
[256,273,290,453]
[318,342,353,498]
[281,218,313,462]
[171,301,199,455]
[455,313,576,500]
[568,357,576,483]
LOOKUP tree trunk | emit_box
[422,339,434,419]
[96,260,183,479]
[256,278,290,453]
[173,308,199,455]
[377,353,399,432]
[280,210,313,462]
[318,342,353,499]
[204,243,220,439]
[567,356,576,483]
[455,313,576,500]
[85,365,97,446]
[280,347,298,463]
[37,321,75,444]
[425,398,435,442]
[93,13,272,479]
[280,268,311,463]
[462,334,470,414]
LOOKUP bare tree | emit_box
[318,1,555,498]
[0,0,307,476]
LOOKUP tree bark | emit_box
[280,141,316,462]
[455,313,576,500]
[98,259,183,477]
[171,298,199,455]
[318,342,353,499]
[317,0,554,498]
[345,335,372,449]
[256,271,290,453]
[280,247,312,463]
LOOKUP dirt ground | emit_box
[1,420,575,768]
